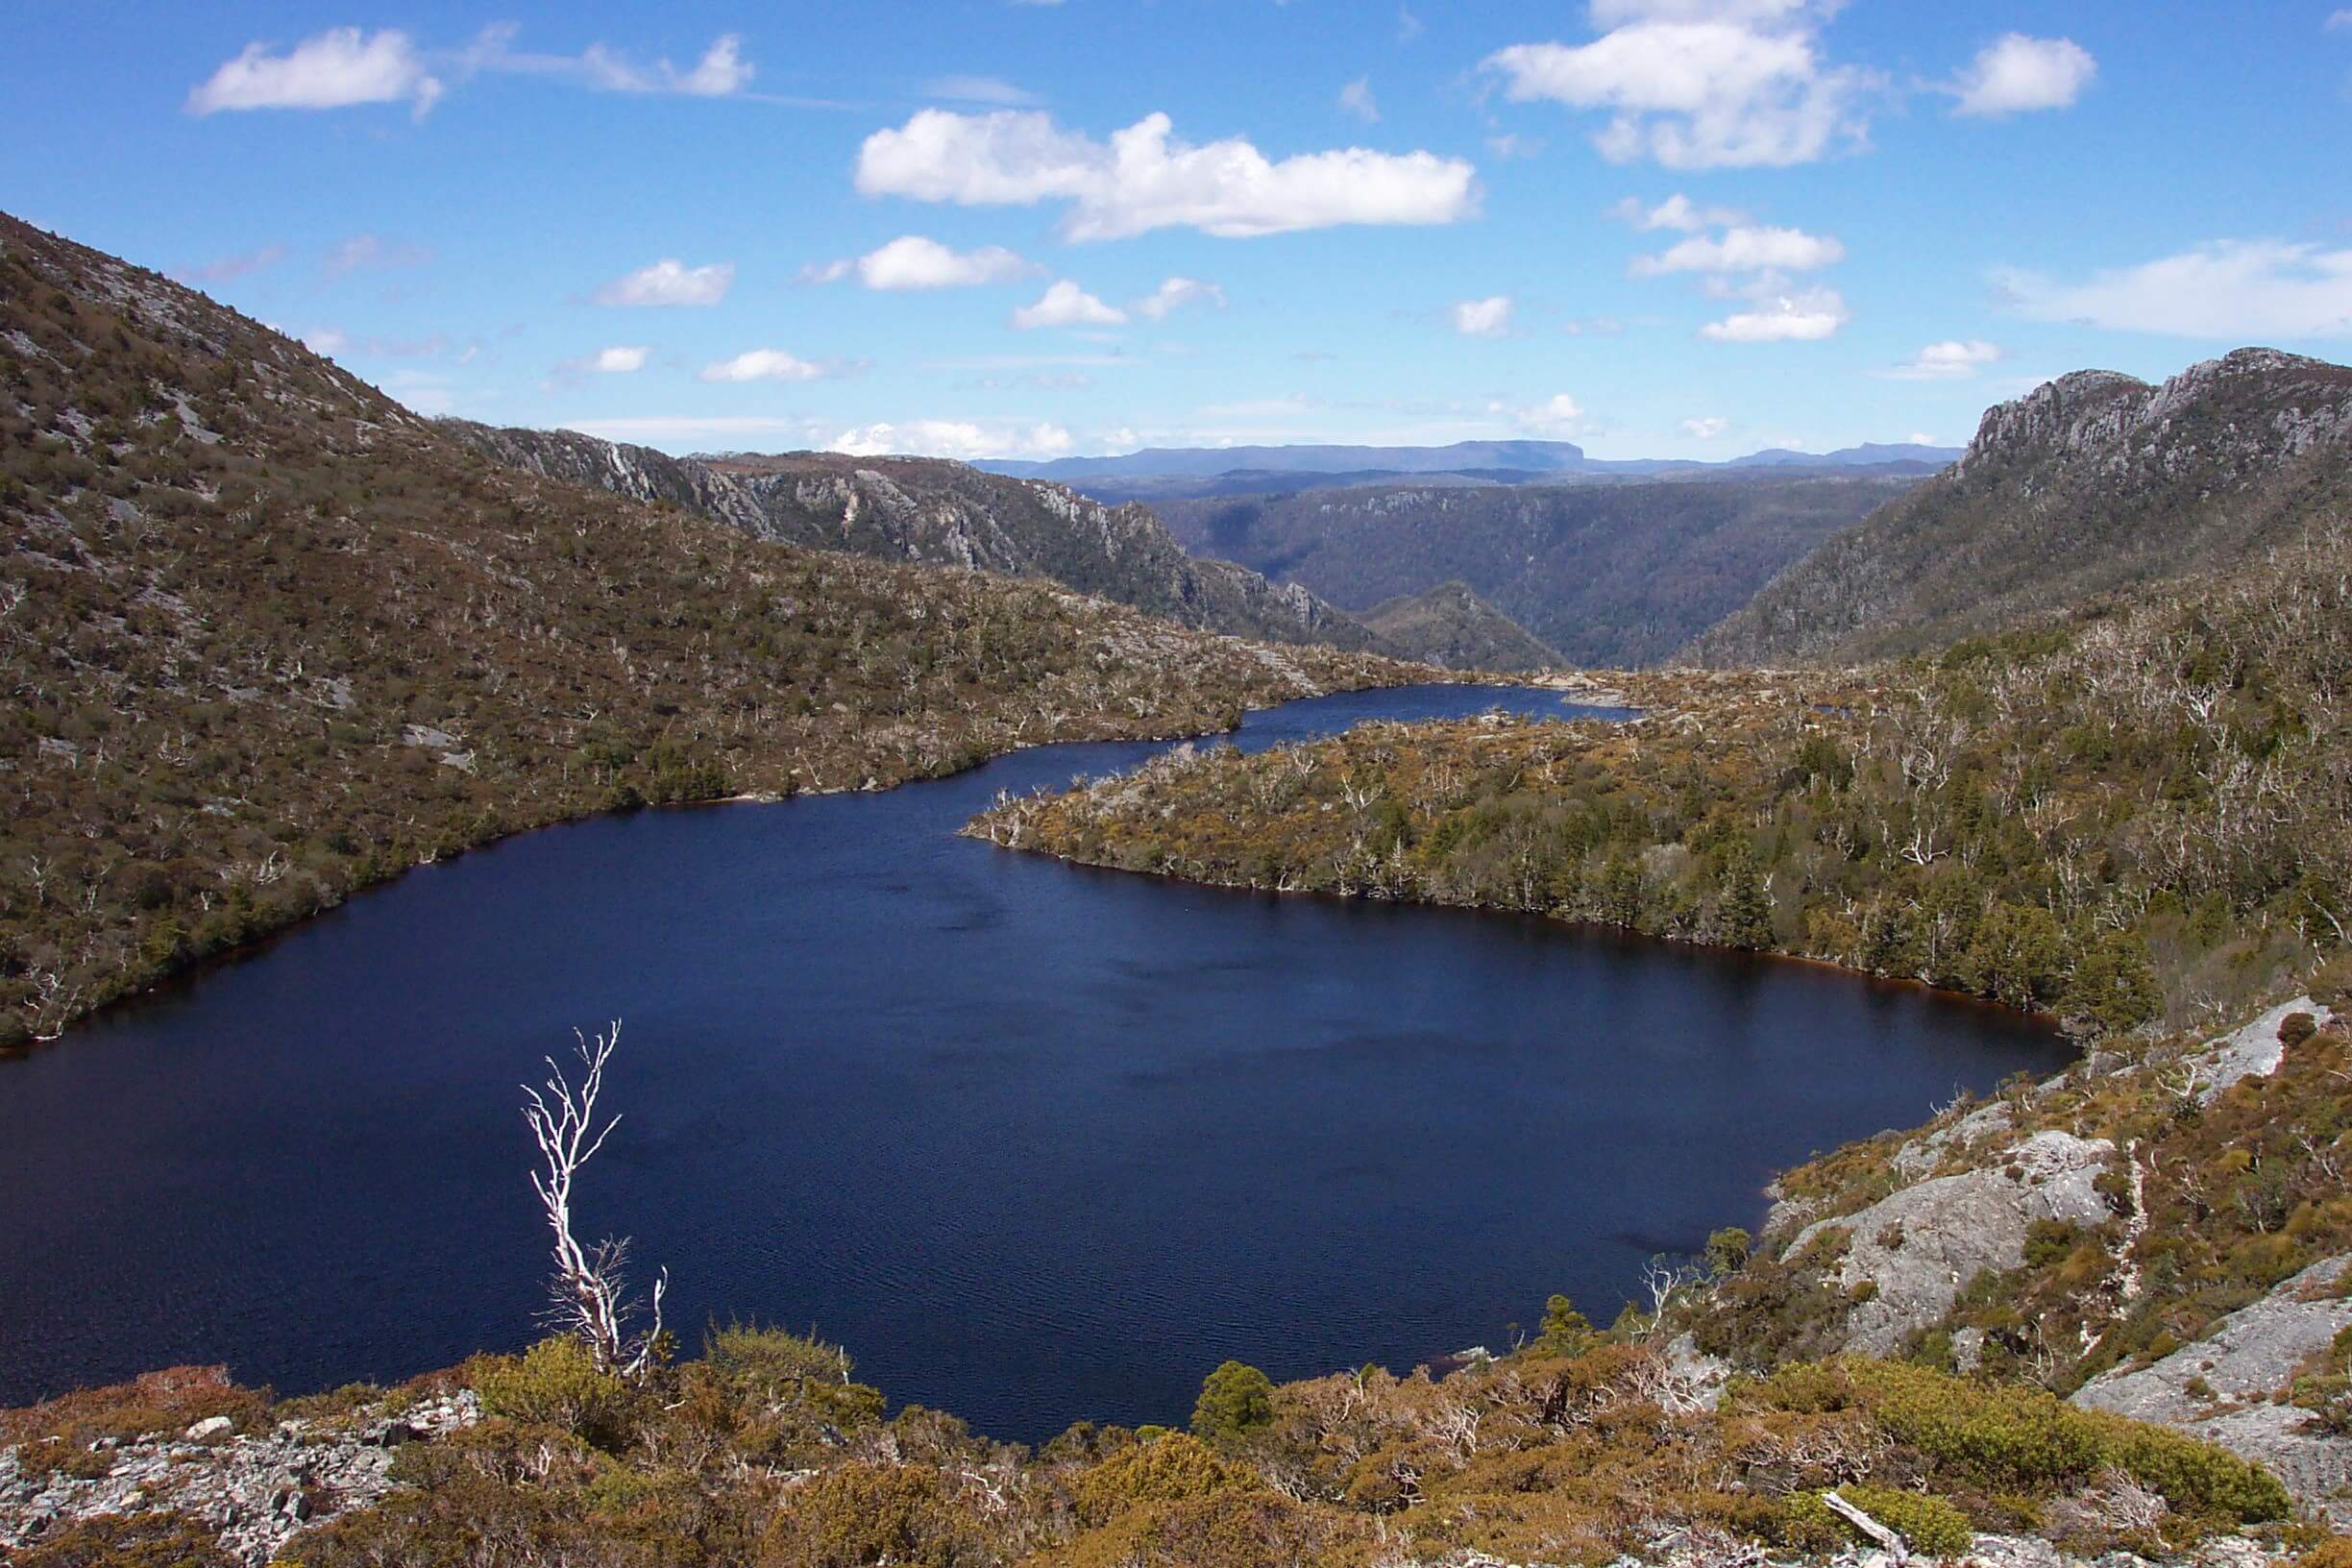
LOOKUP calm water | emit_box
[0,685,2066,1440]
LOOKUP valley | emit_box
[6,171,2352,1568]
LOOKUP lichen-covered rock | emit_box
[2074,1255,2352,1526]
[0,1390,479,1565]
[1790,1130,2118,1356]
[2191,996,2333,1105]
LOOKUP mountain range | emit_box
[1153,472,1918,668]
[447,422,1386,654]
[977,437,1962,488]
[1689,348,2352,665]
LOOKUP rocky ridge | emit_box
[1687,348,2352,666]
[448,422,1389,654]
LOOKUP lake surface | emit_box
[0,684,2067,1441]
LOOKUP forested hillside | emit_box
[0,214,1429,1046]
[453,422,1389,654]
[1360,579,1562,672]
[978,527,2352,1040]
[1690,350,2352,666]
[1153,474,1911,667]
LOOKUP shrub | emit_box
[2281,1012,2320,1048]
[1536,1292,1597,1356]
[1072,1432,1259,1526]
[2311,954,2352,1011]
[8,1511,237,1568]
[1189,1360,1275,1444]
[703,1322,885,1429]
[762,1462,980,1568]
[474,1336,634,1448]
[1747,1359,2291,1522]
[1784,1485,1974,1557]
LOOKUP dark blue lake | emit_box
[0,684,2066,1440]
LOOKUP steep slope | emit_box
[1689,349,2352,666]
[0,212,1427,1044]
[1359,579,1561,671]
[450,422,1386,653]
[1154,473,1914,667]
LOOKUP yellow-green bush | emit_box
[1748,1359,2291,1522]
[474,1336,635,1449]
[1070,1432,1260,1527]
[1784,1485,1974,1557]
[760,1461,981,1568]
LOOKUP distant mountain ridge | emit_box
[980,438,1961,492]
[1685,348,2352,666]
[1153,472,1919,668]
[447,423,1388,655]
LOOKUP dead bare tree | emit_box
[522,1020,668,1380]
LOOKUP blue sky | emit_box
[6,2,2350,459]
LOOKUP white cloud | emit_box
[1883,339,2003,380]
[1011,280,1128,330]
[854,109,1480,240]
[1948,35,2095,117]
[563,415,819,446]
[187,28,442,116]
[1997,240,2352,338]
[1451,296,1517,337]
[1339,77,1380,122]
[1136,278,1226,320]
[543,344,653,391]
[1699,283,1849,341]
[189,26,758,115]
[593,258,735,306]
[302,327,350,356]
[924,75,1038,106]
[173,244,288,285]
[1483,13,1874,169]
[1511,393,1589,437]
[1679,415,1730,438]
[462,27,755,98]
[670,36,754,96]
[844,234,1033,289]
[1589,0,1819,22]
[1613,191,1740,232]
[826,421,1075,459]
[1632,222,1842,275]
[699,349,828,383]
[2330,9,2352,29]
[322,233,432,279]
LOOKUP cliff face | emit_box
[448,423,1390,654]
[1687,349,2352,666]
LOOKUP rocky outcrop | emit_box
[1687,347,2352,666]
[2189,996,2334,1105]
[2074,1256,2352,1527]
[0,1390,479,1565]
[1788,1131,2118,1357]
[446,422,1389,654]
